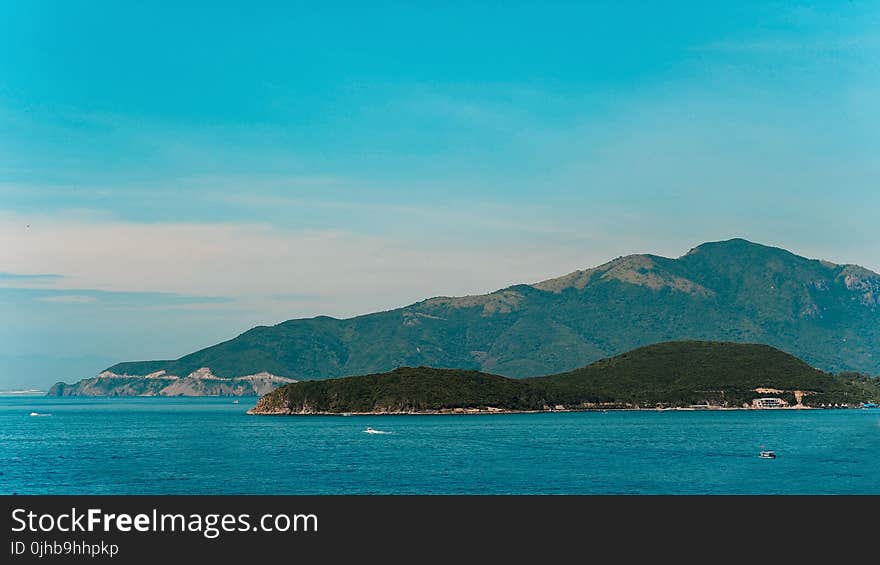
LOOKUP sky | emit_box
[2,1,879,388]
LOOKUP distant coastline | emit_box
[247,405,833,416]
[46,368,296,397]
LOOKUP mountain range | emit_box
[49,238,880,395]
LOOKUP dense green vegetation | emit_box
[254,341,880,413]
[529,341,878,407]
[257,367,545,413]
[107,239,880,381]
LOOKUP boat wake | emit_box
[364,427,392,435]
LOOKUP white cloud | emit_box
[35,295,98,304]
[6,210,877,324]
[1,212,645,320]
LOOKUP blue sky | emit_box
[2,1,879,388]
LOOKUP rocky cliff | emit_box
[47,368,296,396]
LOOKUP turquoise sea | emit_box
[1,396,878,494]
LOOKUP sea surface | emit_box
[1,396,878,494]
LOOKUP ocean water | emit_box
[1,396,878,494]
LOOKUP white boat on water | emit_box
[759,450,776,459]
[364,426,389,434]
[29,412,50,417]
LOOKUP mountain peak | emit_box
[683,238,777,257]
[683,239,878,277]
[95,238,880,384]
[533,251,713,296]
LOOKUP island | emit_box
[249,341,880,415]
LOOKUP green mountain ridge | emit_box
[80,239,880,385]
[251,341,880,414]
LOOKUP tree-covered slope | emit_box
[104,239,880,382]
[252,341,880,413]
[529,341,872,407]
[253,367,543,414]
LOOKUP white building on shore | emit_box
[752,397,788,409]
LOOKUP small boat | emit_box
[29,412,50,417]
[232,400,240,404]
[364,426,389,434]
[863,402,878,409]
[759,450,776,459]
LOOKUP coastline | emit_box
[246,404,830,416]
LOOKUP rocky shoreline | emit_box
[48,367,297,397]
